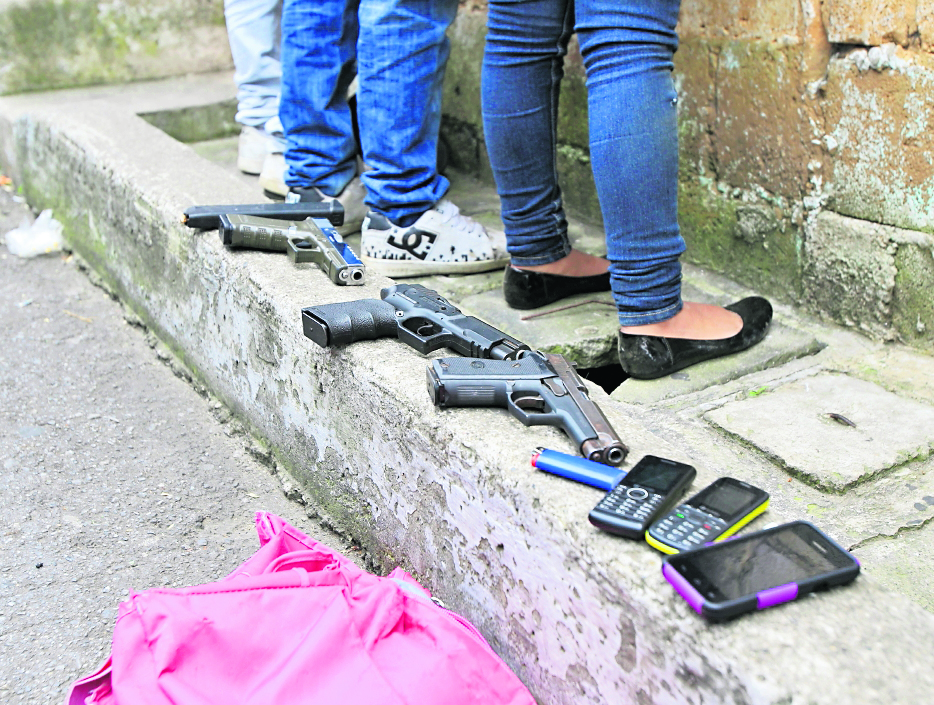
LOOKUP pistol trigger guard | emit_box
[512,393,547,413]
[398,316,446,348]
[288,236,316,250]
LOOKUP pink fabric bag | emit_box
[67,512,536,705]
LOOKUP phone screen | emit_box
[689,479,758,518]
[669,523,852,601]
[627,458,691,494]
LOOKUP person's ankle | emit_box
[619,302,743,340]
[513,249,608,277]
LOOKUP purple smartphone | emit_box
[662,520,860,622]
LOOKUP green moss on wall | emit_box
[0,0,228,95]
[442,6,486,129]
[1,0,122,91]
[139,100,239,144]
[678,179,803,300]
[893,243,934,352]
[555,40,589,152]
[556,143,601,225]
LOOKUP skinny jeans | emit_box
[482,0,686,325]
[280,0,455,224]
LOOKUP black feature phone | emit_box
[588,455,696,539]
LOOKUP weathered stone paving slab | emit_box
[704,373,934,492]
[786,455,934,548]
[828,345,934,407]
[852,520,934,614]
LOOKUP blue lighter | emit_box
[530,447,627,491]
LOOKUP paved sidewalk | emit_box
[0,187,362,704]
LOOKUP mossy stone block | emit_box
[824,51,934,235]
[893,240,934,352]
[678,179,802,301]
[0,0,229,96]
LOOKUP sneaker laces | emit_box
[431,199,487,238]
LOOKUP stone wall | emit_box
[0,0,231,94]
[442,0,934,352]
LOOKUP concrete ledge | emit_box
[3,77,934,704]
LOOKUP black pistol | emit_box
[182,201,344,230]
[301,283,530,359]
[427,351,628,466]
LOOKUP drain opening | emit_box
[577,365,628,395]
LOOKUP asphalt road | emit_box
[0,187,361,704]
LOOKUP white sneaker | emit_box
[260,153,371,201]
[238,125,285,175]
[258,152,289,198]
[361,199,509,277]
[284,176,368,237]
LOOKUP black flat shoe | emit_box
[617,297,773,380]
[503,265,611,310]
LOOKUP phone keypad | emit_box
[596,486,663,522]
[651,507,728,549]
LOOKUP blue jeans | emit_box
[482,0,686,325]
[225,0,283,129]
[280,0,455,225]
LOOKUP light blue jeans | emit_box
[482,0,686,325]
[280,0,455,225]
[224,0,283,130]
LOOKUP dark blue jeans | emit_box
[482,0,686,325]
[280,0,455,224]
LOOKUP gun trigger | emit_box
[415,321,441,338]
[401,317,442,339]
[289,237,318,251]
[513,394,547,412]
[543,377,567,397]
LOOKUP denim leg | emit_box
[356,0,456,225]
[482,0,574,266]
[577,0,685,325]
[225,0,283,127]
[280,0,360,196]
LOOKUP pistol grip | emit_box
[302,299,399,348]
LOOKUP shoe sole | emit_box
[362,254,509,277]
[238,159,264,175]
[258,157,288,197]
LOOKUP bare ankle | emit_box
[513,249,608,277]
[619,302,742,340]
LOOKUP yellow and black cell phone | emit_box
[645,477,769,554]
